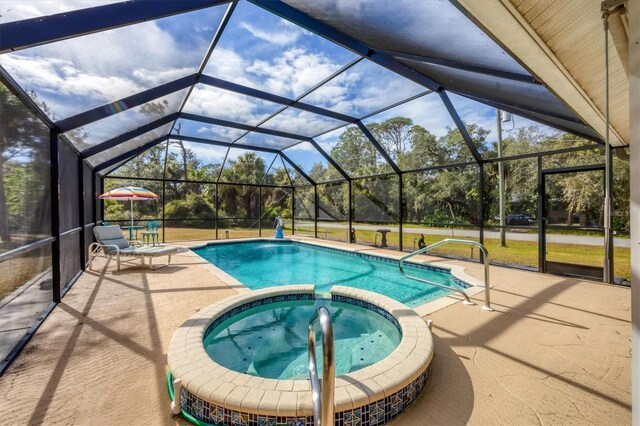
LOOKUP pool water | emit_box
[203,298,401,379]
[195,241,465,307]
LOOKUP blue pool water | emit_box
[203,298,401,379]
[194,241,465,307]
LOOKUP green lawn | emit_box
[122,226,265,244]
[0,255,50,301]
[3,224,628,305]
[291,225,631,280]
[117,224,633,283]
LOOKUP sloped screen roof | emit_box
[0,0,603,182]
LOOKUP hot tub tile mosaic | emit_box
[331,295,401,333]
[204,293,315,337]
[170,368,431,426]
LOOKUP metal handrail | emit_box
[399,238,494,311]
[308,306,335,426]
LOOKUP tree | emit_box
[369,117,413,162]
[0,85,50,245]
[439,123,490,163]
[218,153,266,219]
[110,144,166,179]
[399,125,441,170]
[330,126,378,176]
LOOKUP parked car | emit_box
[506,214,533,225]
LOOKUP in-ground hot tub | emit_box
[167,285,434,426]
[204,291,402,380]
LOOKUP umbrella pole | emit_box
[130,199,134,229]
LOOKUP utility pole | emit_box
[497,109,506,247]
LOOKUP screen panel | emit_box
[64,91,184,151]
[164,181,215,242]
[352,175,400,249]
[203,0,357,98]
[282,0,529,75]
[0,82,52,251]
[362,93,471,169]
[1,6,226,120]
[0,245,52,363]
[317,181,349,243]
[59,140,81,232]
[85,124,172,168]
[301,59,427,119]
[283,142,345,183]
[183,84,283,126]
[259,106,348,138]
[402,165,481,257]
[315,125,394,178]
[164,140,227,182]
[220,148,277,184]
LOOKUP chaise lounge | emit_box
[89,225,178,271]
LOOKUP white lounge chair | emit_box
[89,225,178,271]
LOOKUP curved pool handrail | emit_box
[399,238,493,311]
[308,306,335,426]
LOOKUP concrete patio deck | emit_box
[0,239,631,425]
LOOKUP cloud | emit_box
[0,7,215,121]
[0,54,141,119]
[0,0,121,23]
[132,67,194,88]
[86,122,172,166]
[191,123,245,142]
[262,107,345,138]
[253,47,344,97]
[236,133,299,150]
[285,141,321,153]
[238,21,302,46]
[182,141,228,164]
[67,90,184,150]
[183,85,280,126]
[203,48,255,87]
[302,60,426,118]
[206,46,345,99]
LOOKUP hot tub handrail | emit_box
[399,238,493,311]
[308,306,335,426]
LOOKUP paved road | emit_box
[295,221,630,248]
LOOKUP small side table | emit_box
[377,229,391,248]
[122,225,143,246]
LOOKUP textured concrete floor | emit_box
[0,241,631,425]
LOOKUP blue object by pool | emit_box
[274,216,284,239]
[194,241,466,307]
[203,298,401,379]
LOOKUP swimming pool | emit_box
[193,240,468,307]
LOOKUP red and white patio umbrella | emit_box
[99,186,159,229]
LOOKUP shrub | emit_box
[164,194,214,227]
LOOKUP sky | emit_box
[1,0,566,173]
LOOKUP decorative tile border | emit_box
[172,366,431,426]
[204,293,315,338]
[331,294,401,333]
[204,292,401,340]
